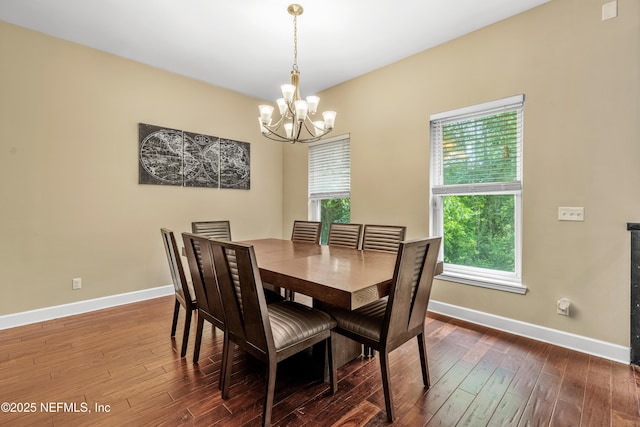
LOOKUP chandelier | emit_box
[258,4,336,144]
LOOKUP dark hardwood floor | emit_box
[1,295,639,426]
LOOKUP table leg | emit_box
[331,333,363,367]
[312,299,363,368]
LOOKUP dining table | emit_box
[243,237,443,308]
[242,238,400,310]
[240,238,443,366]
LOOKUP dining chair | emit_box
[360,224,408,356]
[361,224,407,253]
[209,238,337,427]
[285,220,322,301]
[327,222,363,249]
[324,236,441,422]
[191,220,232,240]
[191,219,284,299]
[291,220,322,244]
[161,228,196,358]
[181,233,226,370]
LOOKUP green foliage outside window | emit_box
[441,111,518,272]
[319,198,350,244]
[443,195,515,272]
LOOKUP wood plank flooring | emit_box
[0,296,639,426]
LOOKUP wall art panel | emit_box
[220,139,251,190]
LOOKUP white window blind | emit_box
[308,135,350,200]
[431,95,524,195]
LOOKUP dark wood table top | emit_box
[242,238,398,310]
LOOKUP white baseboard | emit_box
[428,300,630,364]
[1,290,630,364]
[0,285,174,331]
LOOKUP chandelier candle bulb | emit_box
[281,84,296,102]
[284,123,293,138]
[276,98,287,115]
[294,100,308,121]
[259,105,274,123]
[323,111,337,129]
[306,96,319,114]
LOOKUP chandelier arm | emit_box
[297,134,327,143]
[306,116,323,130]
[300,117,315,135]
[270,114,287,130]
[295,122,304,141]
[297,120,332,143]
[301,116,330,137]
[261,132,296,143]
[261,115,286,135]
[262,123,329,144]
[286,102,296,119]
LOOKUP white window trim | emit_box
[430,95,526,294]
[309,199,321,221]
[430,94,524,121]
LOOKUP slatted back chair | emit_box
[325,237,441,422]
[209,239,337,427]
[327,223,363,249]
[191,220,232,240]
[182,232,226,373]
[291,220,322,244]
[286,220,322,300]
[361,224,407,253]
[161,228,196,358]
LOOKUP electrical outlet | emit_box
[72,277,82,290]
[558,207,584,222]
[557,298,571,316]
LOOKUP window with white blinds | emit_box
[429,95,525,294]
[308,135,350,200]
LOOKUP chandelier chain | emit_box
[292,14,298,70]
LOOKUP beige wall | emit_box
[284,0,640,346]
[0,21,284,315]
[2,0,639,348]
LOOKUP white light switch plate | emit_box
[602,1,617,20]
[558,207,584,222]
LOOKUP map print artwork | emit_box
[138,123,250,189]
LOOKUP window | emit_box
[430,95,525,293]
[308,135,351,244]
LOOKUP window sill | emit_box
[435,272,527,295]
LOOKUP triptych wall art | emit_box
[138,123,250,190]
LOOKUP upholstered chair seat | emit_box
[328,297,387,341]
[268,301,336,351]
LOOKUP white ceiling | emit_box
[0,0,549,101]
